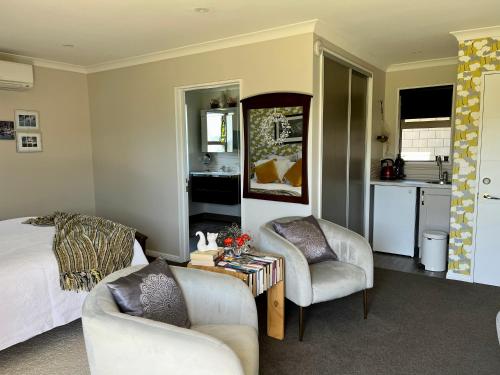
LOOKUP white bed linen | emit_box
[250,179,302,195]
[0,217,148,351]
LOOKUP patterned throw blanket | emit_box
[24,212,136,292]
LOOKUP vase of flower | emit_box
[220,224,251,258]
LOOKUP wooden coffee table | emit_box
[188,252,285,340]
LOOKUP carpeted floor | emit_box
[1,268,499,375]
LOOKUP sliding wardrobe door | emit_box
[322,58,350,226]
[348,70,368,235]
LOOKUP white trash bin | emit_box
[421,230,448,272]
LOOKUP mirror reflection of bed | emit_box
[250,154,302,197]
[242,93,312,204]
[248,106,304,197]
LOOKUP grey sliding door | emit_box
[322,58,350,227]
[348,70,368,234]
[321,57,368,235]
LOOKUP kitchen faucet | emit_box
[436,156,448,184]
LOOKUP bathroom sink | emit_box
[190,171,239,176]
[426,180,451,185]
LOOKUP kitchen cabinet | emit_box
[417,188,451,256]
[372,185,417,256]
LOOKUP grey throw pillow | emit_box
[106,258,190,328]
[272,216,338,264]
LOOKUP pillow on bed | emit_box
[273,216,338,264]
[107,258,190,328]
[283,159,302,187]
[255,159,280,183]
[275,159,294,181]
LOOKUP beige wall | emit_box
[88,34,315,259]
[384,64,457,158]
[0,67,95,219]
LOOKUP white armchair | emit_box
[82,265,259,375]
[260,216,374,340]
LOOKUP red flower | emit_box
[236,236,245,247]
[223,237,233,246]
[241,233,251,242]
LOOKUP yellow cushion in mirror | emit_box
[255,159,280,183]
[284,159,302,187]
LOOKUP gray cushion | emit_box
[106,259,190,328]
[272,216,338,264]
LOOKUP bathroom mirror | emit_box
[241,92,312,204]
[201,108,238,153]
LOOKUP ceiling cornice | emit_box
[0,51,86,74]
[86,20,317,73]
[450,26,500,42]
[31,58,87,74]
[1,20,317,75]
[1,20,466,76]
[386,56,457,72]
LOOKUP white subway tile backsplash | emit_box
[417,139,428,147]
[428,138,443,147]
[402,139,412,147]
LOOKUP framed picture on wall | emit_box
[0,121,15,140]
[273,114,303,144]
[16,132,42,152]
[15,110,39,130]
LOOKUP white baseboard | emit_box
[446,271,473,283]
[145,249,186,263]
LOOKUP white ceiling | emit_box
[1,0,499,70]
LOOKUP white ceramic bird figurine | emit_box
[196,231,207,251]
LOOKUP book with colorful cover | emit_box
[214,252,283,296]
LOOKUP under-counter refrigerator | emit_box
[372,184,417,256]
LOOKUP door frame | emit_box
[471,71,500,283]
[316,46,373,238]
[174,79,243,262]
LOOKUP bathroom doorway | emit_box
[175,81,242,260]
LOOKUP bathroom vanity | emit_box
[190,171,241,205]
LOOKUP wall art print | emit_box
[0,121,15,140]
[15,110,39,130]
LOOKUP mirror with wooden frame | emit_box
[241,92,312,204]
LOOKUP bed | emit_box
[0,217,148,351]
[250,179,302,196]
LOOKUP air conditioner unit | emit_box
[0,60,34,90]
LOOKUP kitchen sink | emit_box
[426,180,451,185]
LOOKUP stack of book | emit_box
[217,253,283,297]
[190,248,224,266]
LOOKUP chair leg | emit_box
[299,306,305,341]
[363,289,368,319]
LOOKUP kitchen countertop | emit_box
[371,179,452,189]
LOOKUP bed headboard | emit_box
[134,231,148,254]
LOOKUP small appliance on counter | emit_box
[394,153,406,179]
[380,159,395,180]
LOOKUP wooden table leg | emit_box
[267,280,285,340]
